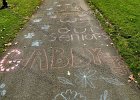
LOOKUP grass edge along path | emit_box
[0,0,42,55]
[87,0,140,84]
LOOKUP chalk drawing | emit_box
[0,83,6,96]
[53,89,86,100]
[41,25,50,31]
[24,33,35,38]
[0,49,22,72]
[100,90,110,100]
[58,77,74,86]
[100,76,124,86]
[31,40,43,47]
[33,18,42,23]
[75,68,97,88]
[23,49,48,71]
[74,28,86,33]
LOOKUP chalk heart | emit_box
[54,90,86,100]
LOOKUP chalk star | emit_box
[75,68,97,88]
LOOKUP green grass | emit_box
[88,0,140,82]
[0,0,41,54]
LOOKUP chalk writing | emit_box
[71,48,91,67]
[48,33,98,42]
[23,49,48,71]
[51,48,69,69]
[0,83,6,96]
[100,90,110,100]
[75,68,97,88]
[31,40,43,47]
[88,48,102,65]
[58,77,74,86]
[100,76,124,86]
[0,49,22,72]
[90,28,108,40]
[58,28,70,34]
[74,28,87,33]
[1,48,129,75]
[22,48,103,70]
[24,33,35,39]
[53,89,86,100]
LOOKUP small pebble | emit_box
[110,43,113,45]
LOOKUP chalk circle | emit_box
[74,28,86,33]
[58,28,70,34]
[0,49,22,72]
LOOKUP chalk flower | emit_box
[75,68,97,88]
[53,89,86,100]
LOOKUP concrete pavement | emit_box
[0,0,140,99]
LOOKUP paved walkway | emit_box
[0,0,140,99]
